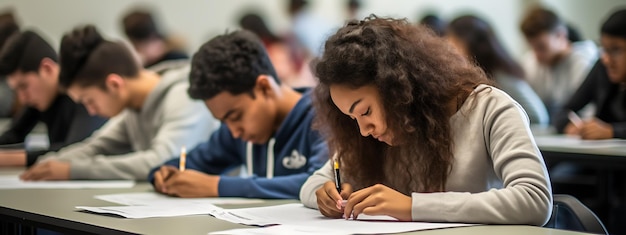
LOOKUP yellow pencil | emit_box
[179,146,186,171]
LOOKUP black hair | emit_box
[520,6,564,38]
[0,30,57,76]
[122,10,163,41]
[0,11,19,49]
[188,30,278,100]
[59,25,140,89]
[601,8,626,39]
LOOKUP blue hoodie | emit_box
[148,91,328,199]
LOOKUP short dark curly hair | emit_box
[188,30,278,100]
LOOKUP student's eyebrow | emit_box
[220,110,236,121]
[349,99,362,114]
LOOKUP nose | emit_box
[85,105,97,116]
[227,123,244,139]
[600,52,611,66]
[356,119,373,137]
[16,90,28,104]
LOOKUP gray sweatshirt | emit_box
[300,85,552,226]
[38,65,219,180]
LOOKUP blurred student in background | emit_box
[419,13,447,37]
[554,9,626,140]
[19,25,217,181]
[239,12,315,88]
[448,15,549,125]
[287,0,335,57]
[520,6,598,120]
[0,10,21,119]
[122,8,188,73]
[0,30,106,167]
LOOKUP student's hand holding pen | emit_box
[315,181,353,218]
[579,118,613,140]
[343,184,412,221]
[154,166,220,198]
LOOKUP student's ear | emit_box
[254,75,276,98]
[104,74,125,92]
[38,57,56,78]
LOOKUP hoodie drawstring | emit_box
[246,142,253,177]
[266,138,276,179]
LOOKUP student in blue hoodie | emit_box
[149,30,328,199]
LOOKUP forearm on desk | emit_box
[0,150,26,166]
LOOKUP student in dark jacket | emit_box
[149,30,328,199]
[0,30,106,166]
[554,9,626,139]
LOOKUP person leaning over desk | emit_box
[19,25,218,181]
[554,9,626,140]
[0,30,106,167]
[300,16,552,225]
[148,30,327,199]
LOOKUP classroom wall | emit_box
[0,0,624,59]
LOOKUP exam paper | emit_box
[95,192,264,206]
[211,203,475,234]
[0,175,134,189]
[76,204,223,219]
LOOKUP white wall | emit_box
[0,0,624,58]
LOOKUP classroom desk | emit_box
[533,134,626,234]
[0,168,590,235]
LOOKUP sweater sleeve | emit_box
[148,125,242,183]
[65,97,214,180]
[0,108,39,145]
[409,93,552,226]
[25,105,107,166]
[553,61,600,132]
[218,132,328,199]
[300,160,334,208]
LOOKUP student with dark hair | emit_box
[300,16,552,225]
[149,30,327,199]
[520,6,598,118]
[19,25,218,180]
[555,9,626,139]
[0,30,106,167]
[122,9,188,71]
[239,12,313,88]
[0,11,20,118]
[448,15,548,125]
[419,14,446,37]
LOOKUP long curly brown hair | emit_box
[313,16,492,194]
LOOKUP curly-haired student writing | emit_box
[300,16,552,225]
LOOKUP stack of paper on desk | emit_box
[0,175,134,189]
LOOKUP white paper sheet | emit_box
[211,203,475,234]
[534,135,626,149]
[0,175,134,189]
[76,204,223,219]
[209,225,345,235]
[95,192,264,206]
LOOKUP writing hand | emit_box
[563,122,580,136]
[20,160,70,181]
[343,184,412,221]
[580,118,613,140]
[315,181,353,218]
[153,165,179,194]
[162,169,219,198]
